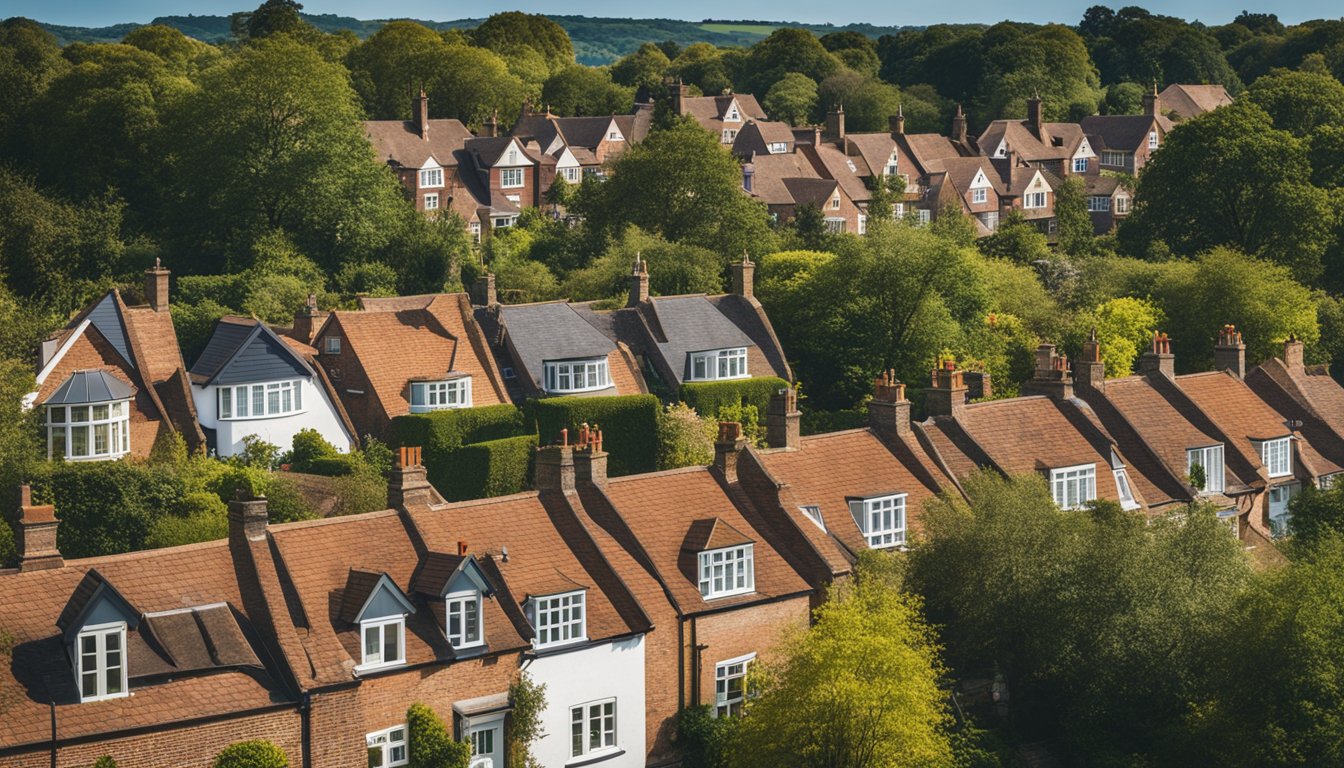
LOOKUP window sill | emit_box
[79,691,131,704]
[59,452,130,462]
[354,660,407,676]
[532,639,590,657]
[218,411,308,422]
[567,748,625,767]
[701,589,755,601]
[409,404,472,413]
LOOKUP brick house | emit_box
[363,91,477,224]
[667,79,767,144]
[978,96,1095,180]
[1247,336,1344,496]
[1079,87,1174,176]
[28,263,203,461]
[1158,83,1233,121]
[1083,174,1133,234]
[511,101,653,180]
[743,151,867,234]
[925,156,1008,234]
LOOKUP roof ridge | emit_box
[607,465,710,482]
[60,537,229,566]
[267,506,402,533]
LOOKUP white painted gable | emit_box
[495,139,535,168]
[604,118,625,142]
[1026,170,1049,191]
[723,98,742,123]
[555,146,580,169]
[993,139,1007,158]
[544,133,566,155]
[970,168,990,189]
[420,156,442,170]
[1074,137,1096,159]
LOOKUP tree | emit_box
[406,703,471,768]
[1103,81,1146,114]
[122,24,220,76]
[1065,296,1165,378]
[212,740,289,768]
[816,72,903,132]
[426,42,528,127]
[762,73,817,127]
[1246,69,1344,138]
[1284,483,1344,548]
[507,673,547,768]
[346,21,451,119]
[0,18,69,143]
[1052,176,1094,256]
[976,23,1102,123]
[610,42,671,92]
[230,0,309,41]
[542,65,633,116]
[732,551,955,768]
[563,228,724,301]
[670,43,732,95]
[736,28,844,96]
[471,12,574,74]
[656,403,714,470]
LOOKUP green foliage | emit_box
[211,739,289,768]
[391,405,529,493]
[91,757,118,768]
[610,42,671,91]
[439,434,537,502]
[1052,176,1094,256]
[528,394,660,476]
[145,505,229,549]
[42,461,185,558]
[762,72,817,126]
[285,428,340,472]
[732,550,955,768]
[1246,68,1344,138]
[816,71,906,132]
[1065,296,1165,378]
[563,228,724,301]
[472,12,575,75]
[679,377,789,424]
[1284,483,1344,549]
[735,27,843,95]
[207,466,315,524]
[656,403,715,470]
[391,404,526,453]
[675,705,735,768]
[507,673,548,768]
[542,65,633,116]
[406,702,471,768]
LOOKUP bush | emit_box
[212,740,289,768]
[675,705,735,768]
[208,466,315,524]
[391,404,526,474]
[46,462,185,558]
[528,394,660,476]
[679,377,790,424]
[656,403,714,470]
[145,509,229,548]
[407,703,471,768]
[303,455,359,476]
[92,757,118,768]
[286,428,339,471]
[440,435,538,502]
[330,466,389,516]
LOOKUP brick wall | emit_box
[312,316,389,441]
[688,597,811,711]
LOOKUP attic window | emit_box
[799,505,825,531]
[726,106,740,121]
[848,494,906,549]
[831,194,841,210]
[1050,464,1096,509]
[324,336,341,355]
[886,153,899,176]
[410,378,472,411]
[532,590,586,649]
[446,590,483,649]
[76,622,128,702]
[688,348,748,382]
[609,131,620,140]
[767,142,788,154]
[1113,468,1139,511]
[359,616,405,670]
[1187,445,1225,494]
[544,358,610,394]
[419,168,444,188]
[1148,131,1159,149]
[699,544,755,599]
[972,188,988,204]
[1260,438,1292,478]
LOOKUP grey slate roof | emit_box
[646,296,756,385]
[190,318,312,386]
[499,302,617,392]
[86,293,135,369]
[46,369,135,405]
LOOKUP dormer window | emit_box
[446,590,483,649]
[360,616,405,669]
[688,348,748,382]
[410,378,472,411]
[77,623,128,702]
[1072,156,1088,173]
[972,188,987,204]
[699,544,755,599]
[419,168,444,188]
[722,128,737,143]
[1050,464,1096,509]
[886,152,899,176]
[219,380,303,420]
[1260,438,1292,478]
[544,358,610,394]
[342,570,415,672]
[532,590,586,649]
[501,168,524,188]
[1187,444,1225,494]
[848,493,906,548]
[767,142,788,154]
[1113,468,1139,510]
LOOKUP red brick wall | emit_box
[688,597,811,710]
[313,316,389,441]
[489,163,536,211]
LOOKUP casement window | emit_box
[916,209,931,225]
[324,336,340,355]
[423,193,439,211]
[493,216,518,229]
[47,401,130,461]
[218,380,303,420]
[886,153,899,176]
[409,378,472,412]
[972,187,988,204]
[543,358,610,394]
[767,142,788,154]
[1260,438,1292,478]
[359,616,405,669]
[721,129,737,143]
[1101,150,1128,167]
[824,217,846,233]
[366,725,408,767]
[76,622,128,702]
[1115,196,1131,214]
[715,653,755,717]
[1113,468,1139,510]
[831,194,841,210]
[469,725,497,761]
[469,221,482,242]
[1148,131,1159,149]
[858,214,867,235]
[563,166,580,183]
[1087,196,1111,212]
[698,544,755,599]
[1187,445,1225,494]
[1269,483,1297,537]
[894,202,906,219]
[419,168,443,188]
[500,168,524,188]
[848,494,907,548]
[570,699,617,758]
[1024,191,1047,209]
[688,348,749,381]
[446,590,483,649]
[533,590,586,648]
[1050,464,1096,509]
[1072,156,1088,173]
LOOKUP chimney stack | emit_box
[1139,331,1176,379]
[483,109,499,138]
[1075,327,1106,392]
[731,252,755,300]
[1214,324,1246,379]
[1026,94,1044,139]
[227,493,269,550]
[293,292,320,345]
[924,359,967,419]
[1284,334,1305,371]
[964,370,992,401]
[1143,82,1159,117]
[889,104,905,136]
[667,77,688,116]
[573,424,608,487]
[765,386,801,450]
[742,162,754,194]
[951,104,967,144]
[1021,343,1073,400]
[144,258,170,312]
[472,273,497,307]
[627,254,649,307]
[414,89,430,140]
[535,431,576,493]
[388,446,434,509]
[825,104,845,141]
[16,485,62,572]
[713,421,748,482]
[867,370,911,440]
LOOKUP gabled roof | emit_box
[807,142,872,204]
[497,301,619,390]
[679,93,766,130]
[898,132,972,177]
[1246,359,1344,477]
[190,317,312,386]
[941,156,1006,197]
[363,117,473,170]
[46,369,135,405]
[1158,84,1232,120]
[683,517,754,552]
[977,119,1079,163]
[643,295,755,385]
[1080,114,1174,152]
[85,292,134,368]
[745,150,824,205]
[336,569,417,625]
[56,569,140,638]
[780,177,840,207]
[410,552,495,599]
[467,135,533,167]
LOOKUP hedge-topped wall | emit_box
[680,377,790,420]
[391,405,531,498]
[438,435,538,502]
[527,394,660,477]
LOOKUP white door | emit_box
[468,717,503,768]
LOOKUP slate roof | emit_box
[85,293,134,368]
[190,317,313,386]
[496,301,619,393]
[363,117,473,170]
[46,369,135,405]
[1080,114,1174,152]
[642,296,755,385]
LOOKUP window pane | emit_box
[383,622,401,662]
[267,388,280,414]
[71,426,88,456]
[94,424,108,454]
[364,625,380,658]
[252,387,264,416]
[220,388,231,418]
[71,406,88,422]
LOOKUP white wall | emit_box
[524,635,645,768]
[192,378,353,457]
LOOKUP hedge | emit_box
[212,740,289,768]
[679,377,790,421]
[527,394,660,477]
[437,435,538,502]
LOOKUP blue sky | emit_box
[10,0,1341,28]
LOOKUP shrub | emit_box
[145,509,229,548]
[528,394,660,476]
[330,466,389,516]
[679,377,790,424]
[92,757,118,768]
[212,740,289,768]
[508,674,548,768]
[208,466,315,524]
[656,403,714,470]
[440,435,538,502]
[286,428,339,471]
[47,462,185,558]
[406,703,471,768]
[391,404,526,482]
[303,455,359,476]
[675,704,734,768]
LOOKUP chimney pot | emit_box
[575,431,608,487]
[389,447,433,508]
[1076,327,1106,392]
[1214,324,1247,379]
[925,359,968,418]
[535,442,576,493]
[731,252,755,299]
[868,370,911,439]
[627,254,650,307]
[1021,343,1074,400]
[765,387,801,449]
[1139,331,1176,379]
[951,104,967,144]
[825,104,845,140]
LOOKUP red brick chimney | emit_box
[825,104,845,140]
[535,431,576,493]
[573,424,607,487]
[627,254,649,307]
[951,104,967,144]
[1075,327,1105,392]
[867,370,911,440]
[144,258,170,312]
[765,386,801,450]
[483,109,499,138]
[16,485,62,572]
[1214,324,1246,379]
[1021,343,1073,400]
[731,252,754,299]
[1143,82,1159,117]
[292,292,320,345]
[889,104,905,136]
[1139,331,1175,379]
[227,493,269,550]
[388,446,434,508]
[1026,94,1045,140]
[472,273,497,307]
[414,88,430,140]
[924,358,967,419]
[713,421,748,482]
[1284,334,1305,371]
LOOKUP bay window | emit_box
[48,400,131,461]
[848,493,906,548]
[1187,444,1225,494]
[543,359,610,394]
[409,378,472,412]
[688,348,749,382]
[218,380,303,420]
[715,654,754,717]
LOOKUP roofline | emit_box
[198,321,315,387]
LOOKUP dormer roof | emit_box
[57,569,140,640]
[683,517,753,553]
[336,569,416,626]
[189,317,313,386]
[46,369,135,405]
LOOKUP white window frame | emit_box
[1115,196,1131,214]
[1113,468,1139,510]
[358,615,406,671]
[366,724,409,767]
[500,167,524,188]
[972,187,987,204]
[47,400,131,461]
[715,653,755,717]
[824,217,846,234]
[767,142,788,154]
[570,698,617,758]
[1050,464,1097,509]
[1072,156,1088,173]
[1148,131,1159,149]
[533,590,586,649]
[799,505,826,531]
[563,166,580,183]
[721,128,737,143]
[409,378,472,412]
[466,713,504,765]
[1024,191,1047,209]
[1187,444,1225,494]
[423,192,439,211]
[217,380,304,421]
[1269,482,1297,537]
[1101,150,1127,167]
[543,359,610,394]
[858,213,867,235]
[1087,196,1110,212]
[323,336,340,355]
[419,168,444,188]
[698,544,755,599]
[688,348,749,382]
[1260,438,1292,478]
[1321,473,1341,490]
[915,209,931,225]
[849,494,906,549]
[446,590,483,650]
[75,622,129,702]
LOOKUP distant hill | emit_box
[36,12,916,65]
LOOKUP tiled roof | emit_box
[364,118,473,170]
[977,120,1075,162]
[641,296,756,386]
[940,156,1006,196]
[1158,84,1232,120]
[1176,371,1296,459]
[898,133,969,176]
[808,142,871,203]
[1246,358,1344,476]
[1080,114,1174,152]
[679,93,766,130]
[745,150,824,205]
